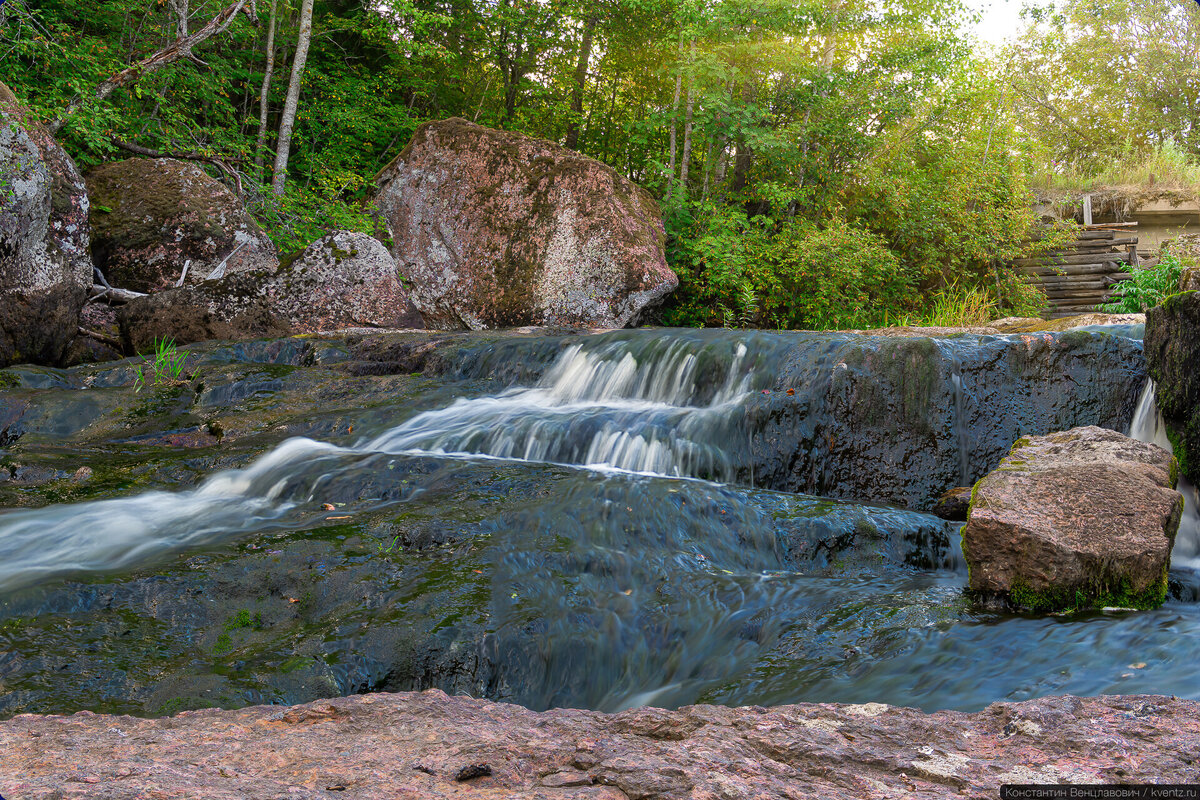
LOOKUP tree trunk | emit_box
[665,37,683,201]
[678,40,696,199]
[271,0,314,196]
[48,0,252,135]
[564,12,598,151]
[254,0,278,171]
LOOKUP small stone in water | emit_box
[322,503,335,511]
[1129,662,1146,669]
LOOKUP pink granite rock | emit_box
[1,690,1197,799]
[373,117,676,330]
[963,426,1183,611]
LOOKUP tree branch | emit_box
[47,0,256,135]
[110,137,245,193]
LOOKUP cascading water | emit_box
[1128,379,1200,570]
[368,336,759,481]
[1,326,1197,718]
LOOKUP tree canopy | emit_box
[7,0,1192,328]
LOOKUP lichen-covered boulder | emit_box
[118,230,422,351]
[0,83,91,367]
[373,117,676,330]
[962,426,1182,612]
[86,158,277,293]
[1181,266,1200,292]
[1145,290,1200,481]
[267,231,423,333]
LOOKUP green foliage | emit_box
[662,203,918,330]
[748,220,917,330]
[133,338,190,394]
[1,0,1062,326]
[249,177,380,255]
[1100,256,1185,314]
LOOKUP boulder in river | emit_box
[0,83,92,368]
[117,230,423,352]
[373,117,676,329]
[962,426,1182,612]
[266,230,424,332]
[1,690,1197,799]
[86,157,278,293]
[1145,290,1200,482]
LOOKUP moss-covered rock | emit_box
[1144,290,1200,482]
[86,158,277,293]
[0,82,91,368]
[961,426,1182,612]
[372,117,676,330]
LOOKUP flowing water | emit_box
[0,327,1197,717]
[1129,379,1200,572]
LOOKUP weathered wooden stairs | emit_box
[1014,222,1139,318]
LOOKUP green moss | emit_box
[1007,567,1169,613]
[0,370,19,390]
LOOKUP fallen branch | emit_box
[110,138,246,194]
[77,327,124,351]
[48,0,256,135]
[90,284,148,304]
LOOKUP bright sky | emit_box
[962,0,1029,47]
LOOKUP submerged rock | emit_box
[0,83,92,368]
[962,426,1182,612]
[373,117,676,329]
[2,690,1196,799]
[86,157,278,293]
[1145,290,1200,482]
[932,486,972,521]
[117,230,423,351]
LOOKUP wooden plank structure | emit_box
[1016,223,1139,318]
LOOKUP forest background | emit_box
[3,0,1198,329]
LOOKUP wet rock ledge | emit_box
[2,690,1197,799]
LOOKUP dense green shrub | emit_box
[661,204,918,330]
[748,220,917,330]
[1101,255,1185,313]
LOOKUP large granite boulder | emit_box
[86,157,277,293]
[1145,290,1200,481]
[267,230,424,332]
[373,117,676,330]
[0,83,91,367]
[962,426,1182,612]
[2,690,1198,799]
[118,230,422,352]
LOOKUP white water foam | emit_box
[1128,379,1200,569]
[0,438,347,593]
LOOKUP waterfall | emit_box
[1129,379,1200,569]
[367,337,757,481]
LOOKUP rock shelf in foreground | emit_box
[2,690,1198,799]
